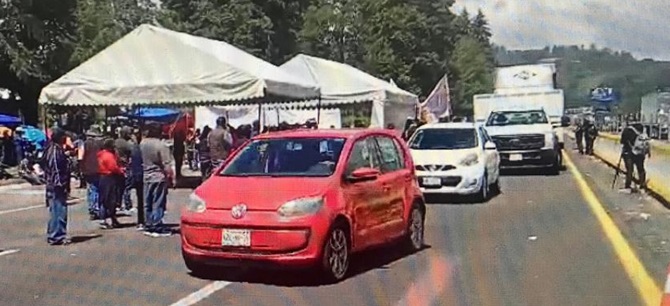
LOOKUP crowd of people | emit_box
[42,114,328,245]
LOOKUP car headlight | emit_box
[278,196,324,218]
[545,133,556,148]
[187,193,206,213]
[459,153,479,166]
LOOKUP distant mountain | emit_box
[494,45,670,113]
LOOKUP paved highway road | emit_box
[0,146,666,306]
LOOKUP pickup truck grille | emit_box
[491,134,545,151]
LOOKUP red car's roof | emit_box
[255,128,398,140]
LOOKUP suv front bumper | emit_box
[499,148,558,169]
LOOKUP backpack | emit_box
[630,127,650,156]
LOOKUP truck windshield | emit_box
[409,128,478,150]
[486,110,549,126]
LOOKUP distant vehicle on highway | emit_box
[181,129,426,282]
[483,109,563,175]
[408,122,500,201]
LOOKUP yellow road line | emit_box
[564,153,661,306]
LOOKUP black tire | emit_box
[405,205,425,251]
[320,221,351,282]
[490,177,501,194]
[548,152,561,175]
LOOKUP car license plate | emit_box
[222,229,251,247]
[509,154,523,161]
[422,177,442,186]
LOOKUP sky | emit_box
[453,0,670,61]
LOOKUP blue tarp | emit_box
[126,108,181,121]
[0,114,21,126]
[19,125,47,150]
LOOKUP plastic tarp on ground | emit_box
[39,24,320,107]
[195,106,341,130]
[279,54,418,129]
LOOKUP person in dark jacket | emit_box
[115,126,134,212]
[44,128,71,245]
[80,125,104,220]
[620,118,649,192]
[574,118,585,154]
[584,119,598,155]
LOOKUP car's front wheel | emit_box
[321,222,350,282]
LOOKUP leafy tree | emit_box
[160,0,273,60]
[71,0,159,65]
[451,36,494,114]
[299,0,364,65]
[0,0,77,123]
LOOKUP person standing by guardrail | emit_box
[620,116,651,193]
[575,118,585,154]
[584,119,599,155]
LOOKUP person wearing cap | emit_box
[44,128,72,245]
[80,125,104,220]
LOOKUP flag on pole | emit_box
[420,75,451,123]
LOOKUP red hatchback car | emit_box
[181,129,425,281]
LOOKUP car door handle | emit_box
[382,184,391,192]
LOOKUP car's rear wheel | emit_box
[405,205,425,251]
[321,222,350,282]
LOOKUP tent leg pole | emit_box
[257,102,262,132]
[316,97,322,127]
[42,105,48,136]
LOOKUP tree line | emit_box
[0,0,495,123]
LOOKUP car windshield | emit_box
[486,110,549,126]
[218,137,346,177]
[409,128,477,150]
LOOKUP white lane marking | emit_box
[0,205,43,215]
[169,281,232,306]
[0,249,20,257]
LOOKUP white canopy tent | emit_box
[39,24,320,107]
[279,54,418,129]
[195,105,342,130]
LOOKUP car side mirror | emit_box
[484,141,497,150]
[347,167,380,182]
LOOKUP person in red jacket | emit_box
[97,139,124,229]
